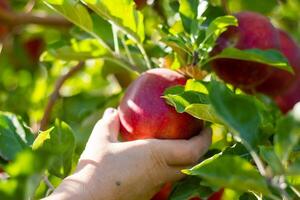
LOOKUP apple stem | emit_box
[137,42,152,69]
[24,0,35,13]
[112,25,120,55]
[242,142,267,176]
[121,34,135,66]
[290,186,300,198]
[43,175,55,196]
[221,0,230,14]
[192,51,199,66]
[39,61,85,132]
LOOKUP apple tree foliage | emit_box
[0,0,300,199]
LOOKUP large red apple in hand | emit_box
[119,68,203,141]
[119,68,203,200]
[211,11,279,90]
[252,30,300,96]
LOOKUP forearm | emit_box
[42,164,116,200]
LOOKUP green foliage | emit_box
[33,119,75,178]
[0,112,34,161]
[1,0,300,199]
[208,48,294,73]
[184,155,270,195]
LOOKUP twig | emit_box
[290,186,300,198]
[43,175,55,196]
[112,24,120,55]
[24,0,36,13]
[39,62,85,131]
[137,42,152,69]
[221,0,230,14]
[0,7,71,28]
[121,35,135,65]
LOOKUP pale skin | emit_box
[43,108,212,200]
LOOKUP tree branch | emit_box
[39,62,85,131]
[0,8,71,28]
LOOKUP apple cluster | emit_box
[211,11,300,113]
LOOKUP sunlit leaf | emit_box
[183,155,270,194]
[209,48,294,73]
[0,112,34,161]
[33,119,75,178]
[81,0,145,42]
[208,80,261,147]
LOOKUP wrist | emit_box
[44,173,92,200]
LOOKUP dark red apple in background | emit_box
[23,37,45,64]
[0,0,10,40]
[119,68,203,141]
[211,11,279,90]
[275,77,300,113]
[252,30,300,96]
[134,0,147,9]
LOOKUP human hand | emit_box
[44,108,212,200]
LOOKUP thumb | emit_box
[90,108,120,144]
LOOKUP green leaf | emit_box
[208,80,261,147]
[179,0,199,33]
[259,146,284,175]
[81,0,145,42]
[206,15,238,40]
[0,112,34,161]
[42,39,108,61]
[228,0,277,15]
[33,119,75,178]
[209,48,294,73]
[44,0,93,33]
[183,155,270,194]
[6,150,45,177]
[274,113,300,163]
[2,150,47,200]
[287,158,300,175]
[170,177,212,200]
[222,143,251,161]
[44,0,113,51]
[164,80,221,123]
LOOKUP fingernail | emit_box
[103,108,116,119]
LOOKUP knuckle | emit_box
[186,146,200,163]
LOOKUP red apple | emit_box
[23,37,45,64]
[119,68,203,141]
[151,182,172,200]
[0,0,9,9]
[0,0,10,40]
[252,30,300,96]
[119,68,203,200]
[208,189,224,200]
[275,77,300,113]
[211,11,279,90]
[134,0,147,9]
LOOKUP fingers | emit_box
[163,166,187,182]
[88,108,120,145]
[156,128,212,166]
